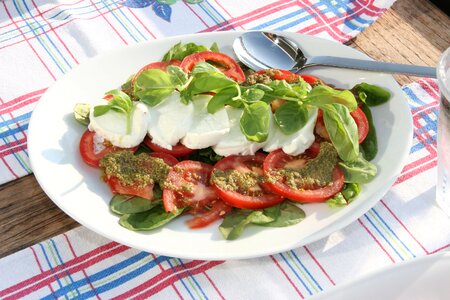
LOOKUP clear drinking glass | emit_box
[436,47,450,215]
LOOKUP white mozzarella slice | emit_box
[88,100,149,148]
[181,95,230,149]
[147,91,194,150]
[263,107,318,156]
[213,107,267,156]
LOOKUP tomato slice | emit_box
[163,160,218,213]
[211,153,284,209]
[255,69,320,85]
[144,137,194,157]
[79,130,136,168]
[315,107,369,144]
[185,200,232,229]
[106,177,154,200]
[148,152,178,167]
[263,146,344,203]
[180,51,246,83]
[131,59,181,87]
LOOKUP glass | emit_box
[436,47,450,215]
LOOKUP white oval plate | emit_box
[311,252,450,300]
[28,32,412,260]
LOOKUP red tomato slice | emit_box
[315,106,369,144]
[144,137,194,157]
[255,69,320,85]
[263,146,344,203]
[105,177,154,200]
[185,200,232,229]
[163,160,218,213]
[148,152,178,167]
[131,59,181,86]
[79,130,136,168]
[211,153,285,209]
[180,51,246,83]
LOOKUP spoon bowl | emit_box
[233,31,436,78]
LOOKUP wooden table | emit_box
[1,0,449,258]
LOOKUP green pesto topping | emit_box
[100,150,171,187]
[211,169,264,196]
[278,142,338,190]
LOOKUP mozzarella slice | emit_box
[89,100,149,148]
[181,95,230,149]
[147,91,194,150]
[213,107,267,156]
[263,107,318,156]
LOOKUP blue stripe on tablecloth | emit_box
[174,258,208,299]
[110,1,148,41]
[250,9,314,30]
[290,250,323,292]
[42,252,170,299]
[403,86,428,107]
[38,243,70,300]
[198,1,227,26]
[102,0,143,43]
[279,252,313,295]
[50,239,82,297]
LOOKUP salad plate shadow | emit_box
[28,31,412,260]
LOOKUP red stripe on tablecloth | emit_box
[430,244,450,254]
[63,234,100,300]
[30,246,56,295]
[150,253,183,299]
[421,79,440,99]
[200,0,297,32]
[3,2,56,80]
[380,200,429,254]
[270,255,304,298]
[183,1,209,28]
[395,159,437,184]
[0,242,124,298]
[358,219,396,263]
[0,88,46,115]
[111,260,224,300]
[203,270,225,300]
[88,0,127,45]
[0,138,27,154]
[0,156,19,178]
[304,246,335,285]
[212,0,245,30]
[125,8,156,39]
[30,0,79,65]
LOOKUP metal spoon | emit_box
[233,31,436,78]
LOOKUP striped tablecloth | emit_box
[3,1,450,299]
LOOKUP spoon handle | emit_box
[298,56,436,78]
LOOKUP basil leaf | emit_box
[210,42,220,52]
[162,42,209,61]
[167,65,189,88]
[207,86,238,113]
[326,193,348,208]
[256,202,305,227]
[240,102,271,142]
[352,83,391,106]
[73,103,90,125]
[241,88,265,103]
[107,89,134,112]
[189,74,236,94]
[274,102,309,135]
[110,195,161,215]
[305,85,357,111]
[338,154,377,183]
[360,103,378,161]
[134,69,175,106]
[93,105,111,117]
[119,205,183,231]
[190,62,222,76]
[322,103,359,162]
[341,183,361,203]
[219,209,273,240]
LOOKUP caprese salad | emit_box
[74,41,390,240]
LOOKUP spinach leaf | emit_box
[162,42,210,61]
[338,154,377,183]
[187,147,223,164]
[274,102,309,135]
[352,83,391,106]
[207,86,239,113]
[240,102,271,142]
[73,103,90,126]
[341,183,361,203]
[119,205,184,231]
[256,202,305,227]
[219,209,273,240]
[134,69,175,106]
[360,103,378,161]
[326,193,348,208]
[322,103,359,162]
[304,85,357,111]
[110,194,161,215]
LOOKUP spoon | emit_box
[233,31,436,78]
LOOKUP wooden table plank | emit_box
[0,0,449,258]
